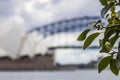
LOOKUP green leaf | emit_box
[101,2,114,18]
[99,39,103,47]
[110,35,119,48]
[116,52,120,69]
[77,29,90,41]
[101,7,109,18]
[98,56,112,73]
[103,29,116,45]
[83,32,100,50]
[103,28,120,45]
[105,41,112,52]
[108,18,113,23]
[99,0,108,6]
[100,47,109,53]
[110,59,119,75]
[100,41,112,53]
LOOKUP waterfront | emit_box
[0,70,119,80]
[0,48,103,70]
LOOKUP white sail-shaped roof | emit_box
[0,48,9,57]
[20,31,40,58]
[0,18,26,59]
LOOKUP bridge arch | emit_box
[28,16,100,37]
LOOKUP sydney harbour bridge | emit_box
[28,16,100,37]
[25,16,101,55]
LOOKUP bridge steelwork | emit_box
[27,16,101,54]
[28,16,100,37]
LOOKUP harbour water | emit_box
[0,70,119,80]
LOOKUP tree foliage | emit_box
[77,0,120,75]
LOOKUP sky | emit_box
[0,0,102,29]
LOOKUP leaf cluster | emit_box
[77,0,120,75]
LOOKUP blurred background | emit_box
[0,0,119,80]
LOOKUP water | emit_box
[0,70,119,80]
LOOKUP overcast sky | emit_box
[0,0,102,29]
